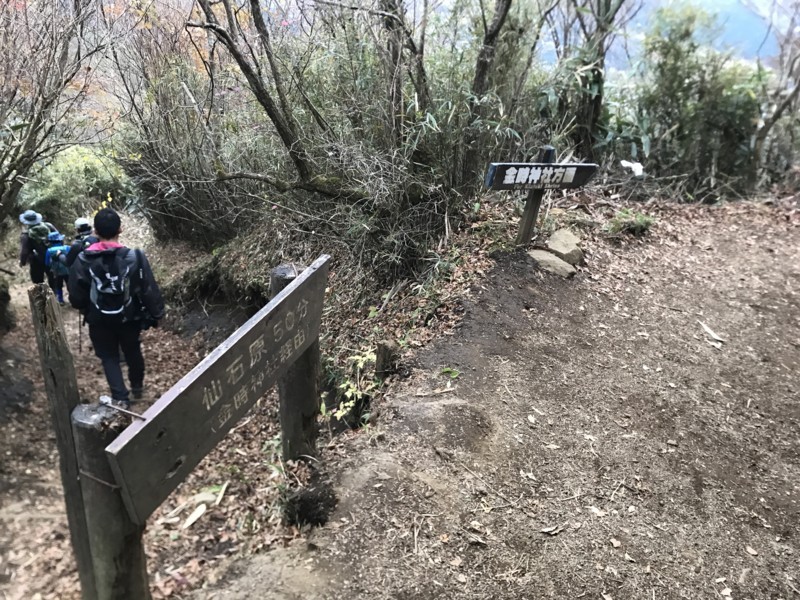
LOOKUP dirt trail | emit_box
[192,203,800,600]
[1,221,313,599]
[0,275,205,598]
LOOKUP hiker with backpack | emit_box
[68,208,165,408]
[18,210,57,285]
[44,231,71,305]
[64,217,98,268]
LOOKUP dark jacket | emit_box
[68,242,165,325]
[64,234,99,267]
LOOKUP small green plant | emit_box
[605,209,655,236]
[440,366,460,379]
[321,350,378,423]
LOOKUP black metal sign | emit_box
[484,162,598,191]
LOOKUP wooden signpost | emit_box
[484,146,598,245]
[30,257,331,598]
[106,255,330,525]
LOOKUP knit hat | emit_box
[19,210,43,226]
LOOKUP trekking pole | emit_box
[78,312,83,354]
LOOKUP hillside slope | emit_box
[194,201,800,600]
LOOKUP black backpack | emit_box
[88,248,142,323]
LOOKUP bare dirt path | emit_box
[193,202,800,600]
[0,221,292,600]
[0,276,208,598]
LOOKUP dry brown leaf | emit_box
[182,504,207,529]
[215,482,229,506]
[540,524,564,536]
[610,538,621,548]
[588,506,607,517]
[450,556,463,567]
[745,546,758,556]
[456,574,467,583]
[698,320,726,343]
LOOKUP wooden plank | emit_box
[484,162,598,191]
[106,255,330,524]
[271,265,321,461]
[29,284,97,599]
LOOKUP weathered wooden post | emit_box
[28,284,96,599]
[484,148,599,246]
[271,264,321,461]
[516,146,556,246]
[72,404,151,599]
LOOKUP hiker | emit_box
[64,217,98,268]
[68,208,165,407]
[44,232,71,305]
[18,210,57,285]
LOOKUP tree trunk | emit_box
[194,0,313,181]
[249,0,299,137]
[459,0,514,194]
[381,0,405,145]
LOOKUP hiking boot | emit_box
[131,387,144,401]
[100,395,130,410]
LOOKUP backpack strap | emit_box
[134,249,144,286]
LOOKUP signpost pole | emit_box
[270,264,321,461]
[72,404,151,600]
[28,285,97,600]
[515,145,556,246]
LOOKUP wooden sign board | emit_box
[106,255,331,525]
[484,162,598,191]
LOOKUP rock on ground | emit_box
[527,249,576,278]
[546,228,584,265]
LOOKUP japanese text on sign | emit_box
[106,255,330,526]
[484,162,598,191]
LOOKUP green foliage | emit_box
[605,6,764,193]
[605,209,655,236]
[19,146,135,233]
[440,366,460,379]
[107,0,798,284]
[321,350,377,424]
